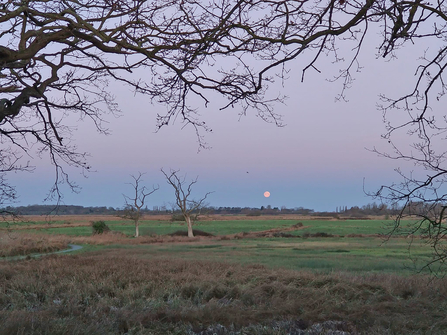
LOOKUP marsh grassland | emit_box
[1,215,446,334]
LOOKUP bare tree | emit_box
[2,1,447,267]
[161,169,212,238]
[121,172,158,237]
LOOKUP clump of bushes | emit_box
[171,213,186,222]
[91,220,110,235]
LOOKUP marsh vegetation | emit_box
[1,215,446,334]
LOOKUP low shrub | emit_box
[91,220,110,235]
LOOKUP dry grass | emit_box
[15,214,124,223]
[0,232,69,257]
[1,249,447,334]
[0,230,220,258]
[1,222,94,231]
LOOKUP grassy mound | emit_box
[168,229,214,237]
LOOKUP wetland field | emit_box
[1,215,446,334]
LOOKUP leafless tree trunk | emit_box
[184,215,193,238]
[121,173,158,237]
[161,168,212,238]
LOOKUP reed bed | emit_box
[1,249,446,334]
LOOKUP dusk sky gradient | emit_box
[8,31,434,212]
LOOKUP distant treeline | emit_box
[2,202,402,217]
[2,205,119,216]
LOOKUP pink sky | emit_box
[8,31,434,212]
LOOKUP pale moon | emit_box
[264,191,270,198]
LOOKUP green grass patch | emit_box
[101,237,432,274]
[13,219,407,237]
[5,218,433,275]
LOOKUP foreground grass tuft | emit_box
[1,249,447,334]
